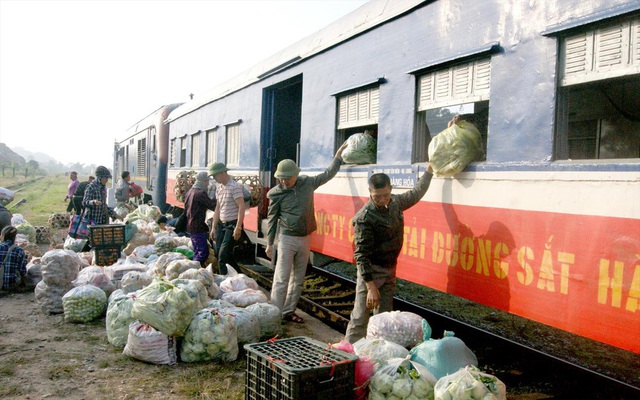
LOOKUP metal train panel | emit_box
[159,0,640,353]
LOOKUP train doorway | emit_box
[259,75,302,188]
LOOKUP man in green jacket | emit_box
[266,141,347,323]
[345,164,433,343]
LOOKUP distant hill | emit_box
[12,146,59,166]
[0,143,26,164]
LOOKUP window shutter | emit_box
[226,123,240,167]
[560,16,640,86]
[337,86,380,129]
[418,57,491,111]
[137,138,146,175]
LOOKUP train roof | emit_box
[166,0,427,123]
[119,103,184,142]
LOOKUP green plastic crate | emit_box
[245,336,358,400]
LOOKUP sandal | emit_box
[284,313,304,324]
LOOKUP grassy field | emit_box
[0,174,84,226]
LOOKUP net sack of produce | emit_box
[25,257,43,288]
[170,278,209,310]
[130,279,197,337]
[74,265,116,296]
[16,221,37,243]
[131,244,156,260]
[180,308,238,363]
[330,340,377,400]
[106,293,136,348]
[219,270,259,293]
[173,236,193,249]
[108,288,126,304]
[226,306,261,345]
[114,204,130,219]
[353,337,409,367]
[368,355,436,400]
[34,280,74,314]
[410,330,478,380]
[62,284,108,323]
[245,302,282,338]
[221,288,267,307]
[153,252,187,277]
[40,249,81,287]
[342,132,377,164]
[428,120,483,177]
[34,226,49,244]
[104,257,147,288]
[154,235,176,255]
[48,213,70,229]
[0,187,15,205]
[165,259,200,281]
[205,299,235,310]
[123,321,177,365]
[120,270,153,294]
[367,311,427,349]
[434,365,506,400]
[63,235,88,253]
[178,267,220,298]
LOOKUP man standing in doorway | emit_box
[184,171,216,268]
[209,162,245,275]
[344,164,434,343]
[266,141,348,323]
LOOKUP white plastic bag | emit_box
[106,293,136,348]
[62,284,107,323]
[221,288,267,307]
[368,355,436,400]
[180,308,238,362]
[367,311,426,348]
[434,365,506,400]
[353,337,409,367]
[245,302,282,338]
[227,306,261,345]
[123,321,177,365]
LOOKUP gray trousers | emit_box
[270,234,311,316]
[344,264,396,344]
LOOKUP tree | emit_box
[27,160,39,177]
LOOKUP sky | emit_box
[0,0,369,168]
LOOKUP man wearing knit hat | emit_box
[266,140,348,323]
[184,171,217,267]
[82,166,118,225]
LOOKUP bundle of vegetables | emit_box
[206,299,235,310]
[73,265,116,296]
[62,284,108,323]
[427,120,483,177]
[153,252,187,277]
[221,288,268,307]
[226,306,261,345]
[41,249,81,287]
[137,204,161,221]
[245,302,282,338]
[123,321,177,365]
[410,331,478,380]
[369,355,437,400]
[170,278,209,310]
[342,132,377,164]
[179,267,220,298]
[35,280,74,314]
[120,270,153,294]
[130,279,197,337]
[16,221,37,243]
[433,366,506,400]
[180,308,238,362]
[353,338,409,367]
[330,340,376,400]
[173,170,197,203]
[154,235,176,255]
[63,236,88,252]
[367,311,427,349]
[163,259,198,281]
[106,293,136,348]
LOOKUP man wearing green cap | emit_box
[266,141,348,323]
[209,162,245,275]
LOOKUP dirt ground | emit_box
[0,290,343,400]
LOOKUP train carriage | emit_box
[114,103,182,211]
[163,0,639,354]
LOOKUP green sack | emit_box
[428,120,483,176]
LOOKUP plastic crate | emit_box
[89,224,126,247]
[244,336,358,400]
[93,245,122,267]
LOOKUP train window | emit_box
[191,132,202,167]
[225,122,241,167]
[206,128,218,166]
[169,138,176,167]
[556,16,640,160]
[336,86,379,161]
[179,137,187,167]
[413,58,491,163]
[137,138,146,176]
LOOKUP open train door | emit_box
[255,75,303,260]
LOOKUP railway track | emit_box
[237,262,640,399]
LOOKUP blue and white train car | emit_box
[164,0,640,353]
